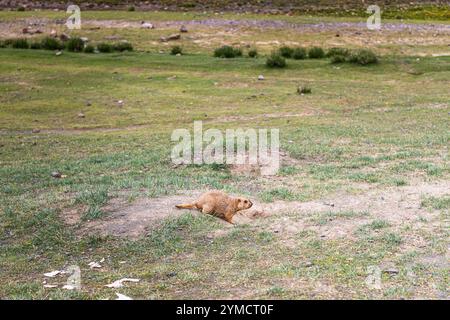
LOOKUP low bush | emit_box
[266,52,286,68]
[113,42,133,52]
[30,41,42,49]
[66,37,85,52]
[330,54,347,64]
[248,48,258,58]
[84,45,95,53]
[214,45,242,58]
[11,38,29,49]
[97,42,113,53]
[278,46,294,58]
[292,47,307,59]
[326,47,350,57]
[308,46,325,59]
[41,37,64,50]
[170,45,182,55]
[347,49,378,65]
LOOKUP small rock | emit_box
[51,171,62,178]
[141,22,154,29]
[55,51,62,56]
[32,129,40,133]
[179,25,188,33]
[258,75,265,80]
[85,101,92,106]
[166,272,177,278]
[304,261,314,267]
[50,29,57,37]
[22,27,29,34]
[115,293,133,300]
[117,100,124,106]
[383,267,399,275]
[78,112,85,118]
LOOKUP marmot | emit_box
[175,191,253,224]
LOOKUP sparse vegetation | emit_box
[83,44,95,53]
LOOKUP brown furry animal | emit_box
[175,191,253,224]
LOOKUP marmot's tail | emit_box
[175,203,196,209]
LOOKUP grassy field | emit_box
[0,10,449,299]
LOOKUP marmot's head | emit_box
[236,197,253,211]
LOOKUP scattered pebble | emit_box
[44,270,61,277]
[258,75,265,80]
[51,171,62,178]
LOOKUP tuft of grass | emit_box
[382,232,402,246]
[261,187,294,202]
[421,196,450,210]
[369,219,390,230]
[213,45,242,58]
[266,52,286,68]
[308,47,325,59]
[330,54,347,64]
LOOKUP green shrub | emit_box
[330,54,347,64]
[214,45,242,58]
[17,6,25,11]
[308,47,325,59]
[84,45,95,53]
[113,42,133,52]
[278,46,294,58]
[170,45,182,55]
[30,41,42,49]
[292,47,307,59]
[266,52,286,68]
[66,37,85,52]
[97,43,113,53]
[128,6,135,11]
[248,48,258,58]
[347,49,378,65]
[326,47,350,57]
[41,37,64,50]
[0,40,6,48]
[11,38,29,49]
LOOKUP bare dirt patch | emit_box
[70,180,449,240]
